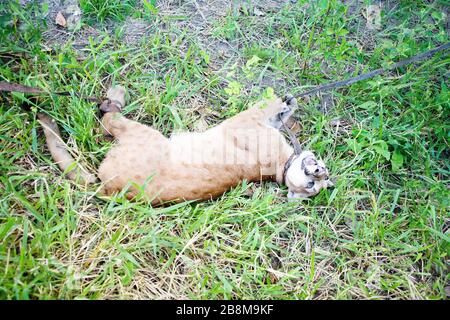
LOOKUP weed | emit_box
[80,0,137,23]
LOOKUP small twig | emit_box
[193,0,207,23]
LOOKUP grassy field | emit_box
[0,0,449,299]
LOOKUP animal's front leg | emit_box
[267,94,298,129]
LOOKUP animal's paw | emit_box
[283,94,298,109]
[100,85,127,114]
[267,94,298,129]
[107,86,126,104]
[278,94,297,121]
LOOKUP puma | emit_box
[38,86,332,205]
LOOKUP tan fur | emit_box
[99,99,293,204]
[40,86,332,205]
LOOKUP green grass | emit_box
[80,0,138,23]
[0,0,448,299]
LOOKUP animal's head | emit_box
[284,151,333,200]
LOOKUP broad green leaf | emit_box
[391,149,404,172]
[372,140,391,161]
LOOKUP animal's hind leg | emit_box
[101,113,132,139]
[100,86,166,141]
[100,85,129,138]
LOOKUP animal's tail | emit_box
[36,86,126,184]
[37,113,97,184]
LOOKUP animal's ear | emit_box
[304,157,316,166]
